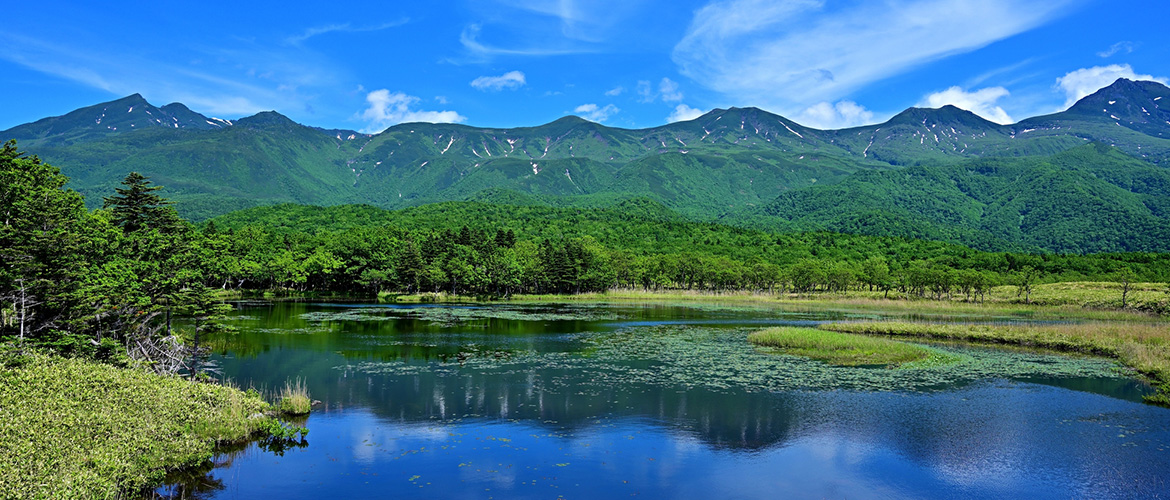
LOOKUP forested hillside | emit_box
[741,143,1170,253]
[4,79,1170,252]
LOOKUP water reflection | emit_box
[158,301,1170,499]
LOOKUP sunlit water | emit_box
[156,301,1170,499]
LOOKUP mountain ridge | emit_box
[4,78,1170,252]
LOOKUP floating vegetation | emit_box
[821,321,1170,405]
[332,324,1128,396]
[300,305,620,325]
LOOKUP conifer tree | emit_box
[103,172,179,233]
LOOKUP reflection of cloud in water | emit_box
[197,302,1170,499]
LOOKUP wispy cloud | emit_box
[470,71,527,91]
[573,103,619,122]
[285,19,410,45]
[659,78,683,102]
[1097,41,1135,58]
[1055,64,1167,108]
[673,0,1077,114]
[604,86,625,96]
[0,32,309,116]
[489,0,649,42]
[635,77,684,103]
[459,24,591,59]
[667,104,706,123]
[795,101,875,129]
[358,90,466,133]
[636,80,654,102]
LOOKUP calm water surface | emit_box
[157,301,1170,499]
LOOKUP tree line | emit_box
[3,141,1169,364]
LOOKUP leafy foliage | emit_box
[7,79,1169,252]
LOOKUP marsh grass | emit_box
[0,350,270,499]
[277,378,312,416]
[821,321,1170,404]
[510,284,1166,321]
[748,326,937,367]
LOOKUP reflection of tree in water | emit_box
[197,302,1166,496]
[140,441,246,500]
[317,363,809,450]
[145,416,310,499]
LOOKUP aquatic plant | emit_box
[277,378,312,415]
[299,305,620,324]
[332,324,1127,397]
[747,326,937,367]
[820,321,1170,405]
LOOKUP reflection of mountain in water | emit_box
[195,302,1170,499]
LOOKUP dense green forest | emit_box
[5,79,1170,254]
[4,141,1170,361]
[202,200,1170,298]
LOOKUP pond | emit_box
[156,301,1170,499]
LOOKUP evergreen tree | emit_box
[103,172,179,233]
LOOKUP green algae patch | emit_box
[748,326,940,367]
[0,351,271,499]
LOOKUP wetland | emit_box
[156,300,1170,499]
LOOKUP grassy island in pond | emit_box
[0,351,272,499]
[748,326,938,367]
[819,321,1170,405]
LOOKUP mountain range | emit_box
[4,78,1170,253]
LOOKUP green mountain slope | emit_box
[744,144,1170,252]
[4,78,1170,251]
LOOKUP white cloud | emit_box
[1097,41,1134,58]
[459,24,589,58]
[659,78,683,102]
[359,90,466,133]
[1055,64,1168,108]
[673,0,1076,114]
[488,0,648,42]
[667,104,706,123]
[922,86,1013,124]
[634,78,685,103]
[795,101,876,129]
[604,86,625,96]
[573,103,619,122]
[470,70,527,91]
[434,95,449,104]
[285,20,410,45]
[0,32,319,117]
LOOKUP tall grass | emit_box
[820,321,1170,405]
[277,377,312,416]
[748,326,935,367]
[515,284,1167,321]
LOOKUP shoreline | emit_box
[0,351,277,499]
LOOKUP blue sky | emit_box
[1,0,1167,132]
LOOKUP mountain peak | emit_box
[885,105,999,129]
[1058,77,1170,138]
[236,110,298,128]
[0,93,221,145]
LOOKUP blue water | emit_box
[155,301,1170,499]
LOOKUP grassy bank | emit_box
[278,282,1168,321]
[508,285,1166,321]
[0,351,272,499]
[748,326,941,367]
[819,321,1170,405]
